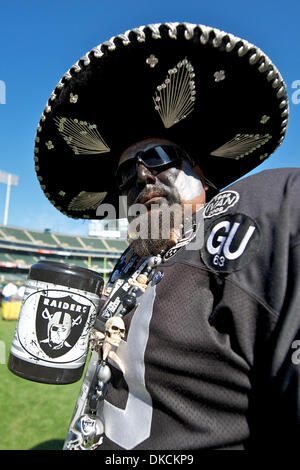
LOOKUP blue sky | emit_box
[0,0,299,235]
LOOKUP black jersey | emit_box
[97,168,300,450]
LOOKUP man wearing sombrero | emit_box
[35,22,300,450]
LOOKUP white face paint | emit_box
[174,161,204,202]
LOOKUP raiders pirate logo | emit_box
[36,294,91,358]
[201,213,260,273]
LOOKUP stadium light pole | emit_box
[0,170,19,225]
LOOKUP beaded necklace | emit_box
[67,219,200,450]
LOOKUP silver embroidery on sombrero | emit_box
[45,140,54,150]
[210,133,272,159]
[68,191,108,211]
[260,115,270,124]
[146,54,158,68]
[153,59,196,129]
[214,70,225,82]
[54,117,110,155]
[69,93,78,103]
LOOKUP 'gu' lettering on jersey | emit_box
[96,168,300,450]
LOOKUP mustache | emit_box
[134,184,168,205]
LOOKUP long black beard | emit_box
[128,203,183,257]
[130,235,175,257]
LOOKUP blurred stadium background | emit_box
[0,220,128,288]
[0,218,128,450]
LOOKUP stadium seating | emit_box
[0,224,128,289]
[0,226,32,243]
[78,236,110,251]
[26,229,57,246]
[105,239,129,252]
[0,253,11,263]
[8,253,38,265]
[52,234,84,248]
[0,224,128,252]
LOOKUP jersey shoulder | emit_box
[204,167,300,221]
[228,167,300,200]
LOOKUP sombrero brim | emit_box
[34,22,288,219]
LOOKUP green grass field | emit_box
[0,309,85,450]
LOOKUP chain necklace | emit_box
[67,220,200,450]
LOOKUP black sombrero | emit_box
[34,22,289,219]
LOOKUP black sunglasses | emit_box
[116,145,193,191]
